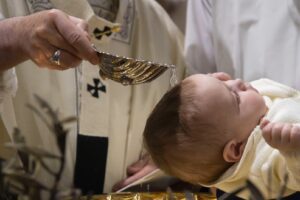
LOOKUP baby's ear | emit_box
[223,140,246,163]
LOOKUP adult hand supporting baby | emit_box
[260,118,300,152]
[112,154,157,192]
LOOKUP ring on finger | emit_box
[49,49,61,66]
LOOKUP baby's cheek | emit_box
[241,95,265,122]
[257,96,268,114]
[250,93,266,111]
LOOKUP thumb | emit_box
[260,118,270,129]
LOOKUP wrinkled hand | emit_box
[112,154,157,192]
[18,9,98,70]
[260,118,300,152]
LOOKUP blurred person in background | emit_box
[185,0,300,89]
[156,0,187,34]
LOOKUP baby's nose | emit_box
[232,79,247,91]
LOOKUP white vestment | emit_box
[185,0,300,89]
[78,0,186,192]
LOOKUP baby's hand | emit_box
[260,118,300,152]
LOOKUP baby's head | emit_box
[144,74,267,185]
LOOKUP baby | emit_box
[143,73,300,199]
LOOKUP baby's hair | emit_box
[143,82,232,184]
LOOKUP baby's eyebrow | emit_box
[222,82,232,94]
[223,83,240,113]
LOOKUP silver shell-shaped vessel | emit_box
[97,51,175,85]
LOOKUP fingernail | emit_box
[90,53,99,65]
[259,118,269,128]
[93,56,100,65]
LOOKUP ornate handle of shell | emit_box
[96,51,177,85]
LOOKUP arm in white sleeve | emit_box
[184,0,216,75]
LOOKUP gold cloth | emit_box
[78,192,216,200]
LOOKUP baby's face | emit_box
[182,74,267,141]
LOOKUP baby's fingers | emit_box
[262,122,284,148]
[277,125,300,152]
[280,124,293,146]
[271,123,285,146]
[289,125,300,148]
[262,123,300,152]
[260,118,270,129]
[261,120,272,142]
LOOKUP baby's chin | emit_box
[258,105,268,125]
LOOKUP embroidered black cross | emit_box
[93,26,113,40]
[87,78,106,98]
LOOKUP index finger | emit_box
[50,10,99,64]
[69,16,89,32]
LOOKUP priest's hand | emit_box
[0,9,99,71]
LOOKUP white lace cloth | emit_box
[0,69,18,112]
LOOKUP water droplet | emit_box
[121,76,133,86]
[169,67,178,87]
